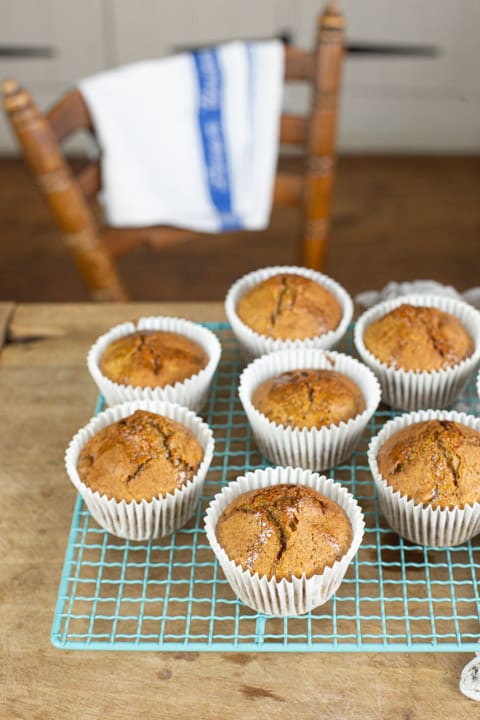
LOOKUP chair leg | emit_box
[301,3,345,271]
[2,79,128,301]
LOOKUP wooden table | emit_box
[1,302,477,719]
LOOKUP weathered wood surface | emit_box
[0,302,477,720]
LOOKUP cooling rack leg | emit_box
[255,615,266,647]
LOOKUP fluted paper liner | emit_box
[65,400,215,540]
[355,295,480,411]
[239,349,381,470]
[225,265,353,358]
[87,316,221,411]
[368,409,480,546]
[204,467,365,616]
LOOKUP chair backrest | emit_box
[2,3,344,301]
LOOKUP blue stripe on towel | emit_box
[192,48,242,231]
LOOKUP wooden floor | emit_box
[1,155,479,302]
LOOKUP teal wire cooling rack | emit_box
[51,323,480,652]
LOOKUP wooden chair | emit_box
[2,3,345,301]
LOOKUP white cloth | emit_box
[355,280,480,311]
[79,41,284,232]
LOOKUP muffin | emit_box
[355,295,480,411]
[215,484,353,580]
[363,304,473,372]
[252,368,366,430]
[236,273,342,340]
[377,419,480,510]
[239,349,381,471]
[77,409,204,502]
[204,467,365,616]
[368,409,480,546]
[99,330,208,388]
[87,316,221,412]
[66,400,215,540]
[225,266,353,357]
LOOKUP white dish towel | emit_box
[79,41,284,232]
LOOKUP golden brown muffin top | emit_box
[252,368,366,430]
[216,484,352,580]
[99,330,208,388]
[377,420,480,509]
[77,410,204,502]
[363,304,474,372]
[236,274,343,340]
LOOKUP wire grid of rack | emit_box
[51,322,480,651]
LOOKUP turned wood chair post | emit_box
[302,3,345,270]
[2,79,128,301]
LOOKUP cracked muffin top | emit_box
[99,330,208,388]
[236,274,343,340]
[377,420,480,509]
[363,304,473,372]
[252,368,366,429]
[216,484,352,580]
[77,410,204,502]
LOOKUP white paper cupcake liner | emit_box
[354,294,480,411]
[65,400,215,540]
[368,409,480,546]
[87,316,221,412]
[225,265,353,358]
[204,466,365,616]
[239,349,381,471]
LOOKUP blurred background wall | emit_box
[1,0,479,154]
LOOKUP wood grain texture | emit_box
[0,302,477,719]
[1,155,480,304]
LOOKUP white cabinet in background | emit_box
[295,0,480,150]
[0,0,106,151]
[1,0,479,152]
[108,0,283,62]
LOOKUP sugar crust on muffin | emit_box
[216,484,353,580]
[363,304,473,372]
[99,330,208,388]
[236,274,342,340]
[377,419,480,509]
[252,368,365,429]
[77,409,204,502]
